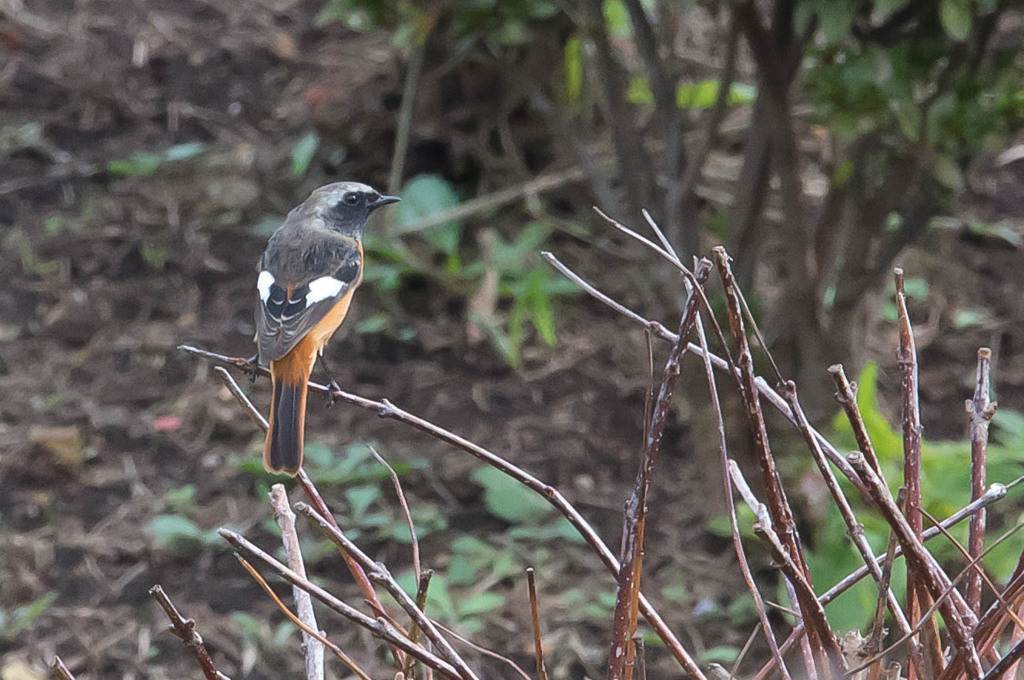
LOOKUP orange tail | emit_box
[264,338,317,475]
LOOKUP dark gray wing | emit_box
[255,236,361,363]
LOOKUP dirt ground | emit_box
[2,1,1024,679]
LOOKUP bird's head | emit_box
[307,181,400,236]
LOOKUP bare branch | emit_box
[149,585,231,680]
[967,347,997,616]
[527,568,549,680]
[294,502,478,680]
[218,528,462,680]
[236,556,372,680]
[49,656,76,680]
[270,484,324,680]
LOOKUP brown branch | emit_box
[236,556,372,680]
[981,636,1024,680]
[527,568,549,680]
[369,446,422,585]
[218,528,463,680]
[49,656,76,680]
[895,268,925,661]
[828,364,884,477]
[967,347,997,616]
[606,259,712,680]
[294,502,478,680]
[270,484,324,680]
[713,247,838,678]
[754,479,1018,680]
[149,585,231,680]
[403,569,433,680]
[180,344,707,679]
[697,313,792,680]
[847,452,981,676]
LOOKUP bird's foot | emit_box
[325,379,342,408]
[241,354,260,385]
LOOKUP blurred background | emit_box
[2,0,1024,678]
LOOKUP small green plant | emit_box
[363,173,580,367]
[0,592,57,642]
[106,142,205,177]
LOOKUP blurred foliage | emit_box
[0,592,57,643]
[805,361,1024,630]
[365,173,580,368]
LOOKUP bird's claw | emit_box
[325,379,342,408]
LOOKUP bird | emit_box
[254,181,400,475]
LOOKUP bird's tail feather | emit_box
[264,341,315,475]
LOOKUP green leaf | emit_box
[932,154,964,191]
[148,514,207,548]
[107,151,164,177]
[953,309,986,329]
[627,75,653,105]
[290,131,320,177]
[940,0,972,42]
[1,591,57,640]
[472,466,554,524]
[396,174,462,254]
[164,141,206,161]
[603,0,631,37]
[345,485,380,517]
[675,80,757,110]
[459,591,506,616]
[564,35,583,102]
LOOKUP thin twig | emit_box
[294,502,478,680]
[919,506,1024,632]
[714,248,837,678]
[149,585,231,680]
[697,311,791,680]
[967,347,997,616]
[867,488,908,654]
[527,568,549,680]
[270,484,324,680]
[404,569,434,680]
[218,528,462,680]
[369,446,422,583]
[50,656,76,680]
[537,254,865,489]
[729,463,845,676]
[388,34,429,195]
[236,556,372,680]
[828,364,883,476]
[753,479,1019,680]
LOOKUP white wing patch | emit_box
[306,276,345,307]
[257,270,275,302]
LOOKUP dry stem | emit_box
[966,347,997,616]
[149,585,230,680]
[218,528,462,679]
[270,484,324,680]
[527,568,549,680]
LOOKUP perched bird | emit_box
[255,182,399,474]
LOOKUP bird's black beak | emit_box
[370,194,401,209]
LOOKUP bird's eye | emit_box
[342,192,360,206]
